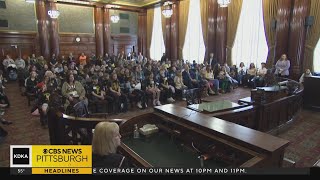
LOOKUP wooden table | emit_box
[187,100,243,114]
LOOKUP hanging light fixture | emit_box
[48,10,60,19]
[110,14,120,23]
[162,1,173,18]
[217,0,231,8]
[109,6,120,23]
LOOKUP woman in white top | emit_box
[237,62,246,85]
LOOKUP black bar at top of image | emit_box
[10,168,32,175]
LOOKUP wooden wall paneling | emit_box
[36,0,50,60]
[103,8,111,55]
[216,7,228,64]
[48,1,60,57]
[274,0,292,63]
[170,2,179,61]
[111,35,137,56]
[0,32,37,60]
[94,6,104,57]
[59,34,96,60]
[287,0,311,80]
[138,12,147,57]
[207,0,218,60]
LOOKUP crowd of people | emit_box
[2,49,316,165]
[1,51,302,130]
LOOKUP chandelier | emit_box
[162,1,173,18]
[48,10,60,19]
[110,14,120,23]
[217,0,231,8]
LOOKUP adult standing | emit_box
[274,54,290,78]
[206,53,218,70]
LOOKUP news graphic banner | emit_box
[9,145,316,175]
[10,145,92,175]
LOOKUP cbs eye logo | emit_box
[10,145,32,167]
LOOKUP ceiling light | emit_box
[162,1,173,18]
[217,0,231,8]
[48,10,60,19]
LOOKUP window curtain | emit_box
[150,7,166,60]
[161,6,167,47]
[226,0,243,66]
[200,0,208,60]
[182,0,205,63]
[147,8,154,59]
[178,0,190,59]
[231,0,269,69]
[263,0,280,67]
[305,0,320,72]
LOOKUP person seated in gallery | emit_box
[245,63,257,88]
[37,83,51,128]
[299,69,313,84]
[174,70,188,100]
[61,73,87,110]
[237,62,247,86]
[217,66,232,93]
[182,64,199,89]
[92,122,129,167]
[108,73,128,113]
[253,62,268,87]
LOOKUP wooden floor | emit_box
[0,83,319,167]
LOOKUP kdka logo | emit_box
[13,148,29,164]
[10,145,32,167]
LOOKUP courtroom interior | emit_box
[0,0,320,168]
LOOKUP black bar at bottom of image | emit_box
[10,168,32,175]
[246,168,310,175]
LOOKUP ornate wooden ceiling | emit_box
[91,0,162,7]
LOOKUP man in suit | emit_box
[160,53,167,63]
[206,53,217,69]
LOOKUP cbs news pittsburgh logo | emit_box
[10,145,92,175]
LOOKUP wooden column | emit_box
[138,11,147,57]
[216,7,228,64]
[35,0,50,60]
[94,6,104,57]
[207,0,218,60]
[274,0,292,62]
[170,2,179,61]
[48,1,60,57]
[103,7,111,55]
[287,0,311,80]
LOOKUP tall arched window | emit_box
[314,39,320,72]
[182,0,205,64]
[231,0,268,69]
[150,7,166,61]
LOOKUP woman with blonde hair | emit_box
[92,122,129,167]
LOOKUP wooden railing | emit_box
[204,78,304,133]
[47,109,126,145]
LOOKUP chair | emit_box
[26,92,36,106]
[185,88,202,106]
